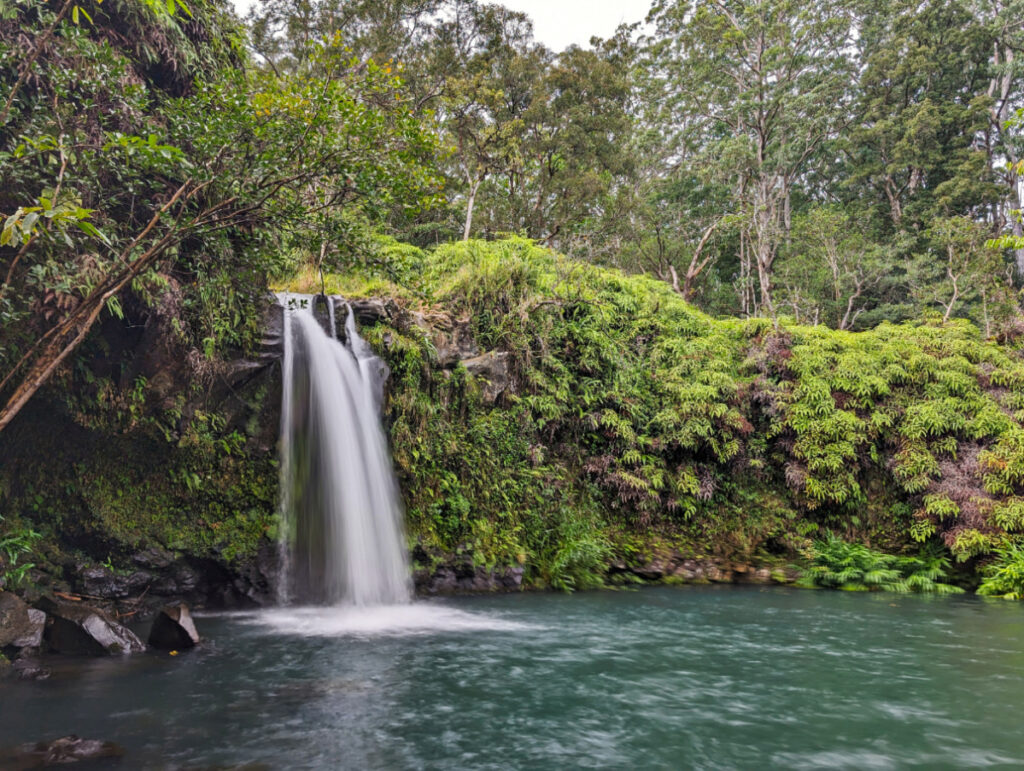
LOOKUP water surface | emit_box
[3,586,1024,769]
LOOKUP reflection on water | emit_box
[3,586,1024,769]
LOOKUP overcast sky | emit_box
[488,0,650,50]
[231,0,652,51]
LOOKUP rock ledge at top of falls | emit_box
[268,295,518,403]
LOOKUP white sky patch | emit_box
[490,0,650,50]
[229,0,653,51]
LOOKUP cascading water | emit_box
[276,293,411,607]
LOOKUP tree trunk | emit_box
[462,177,481,241]
[0,181,193,434]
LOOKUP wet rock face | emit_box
[69,552,277,616]
[12,735,124,766]
[413,563,524,595]
[38,599,145,656]
[461,351,513,404]
[78,566,154,600]
[348,298,393,325]
[147,604,200,650]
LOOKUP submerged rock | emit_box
[14,735,124,766]
[147,603,200,650]
[38,600,145,656]
[11,652,50,681]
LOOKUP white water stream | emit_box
[276,294,411,607]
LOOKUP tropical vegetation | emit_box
[3,0,1024,597]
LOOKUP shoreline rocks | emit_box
[414,563,525,595]
[0,592,36,648]
[147,604,200,650]
[37,599,145,656]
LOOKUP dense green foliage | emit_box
[796,534,962,593]
[2,0,1024,598]
[0,0,438,433]
[978,540,1024,598]
[0,513,40,589]
[275,238,1024,590]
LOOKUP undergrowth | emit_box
[11,236,1024,594]
[307,237,1024,590]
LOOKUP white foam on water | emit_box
[236,604,537,637]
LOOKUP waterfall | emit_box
[276,294,411,606]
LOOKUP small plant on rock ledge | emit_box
[0,515,42,590]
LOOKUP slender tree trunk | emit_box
[463,177,481,241]
[943,251,960,323]
[739,231,751,316]
[755,247,776,320]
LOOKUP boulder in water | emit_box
[38,599,146,655]
[12,609,46,649]
[14,735,124,766]
[0,591,34,647]
[147,603,199,650]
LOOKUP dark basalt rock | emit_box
[461,351,513,404]
[38,599,145,656]
[414,564,524,595]
[77,566,153,600]
[71,553,274,616]
[130,547,175,570]
[153,563,202,596]
[13,735,124,766]
[147,603,199,650]
[0,591,34,648]
[12,609,46,649]
[348,297,393,325]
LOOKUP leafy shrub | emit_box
[978,541,1024,599]
[797,534,962,594]
[0,515,41,590]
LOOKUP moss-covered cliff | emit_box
[6,237,1024,604]
[282,238,1024,593]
